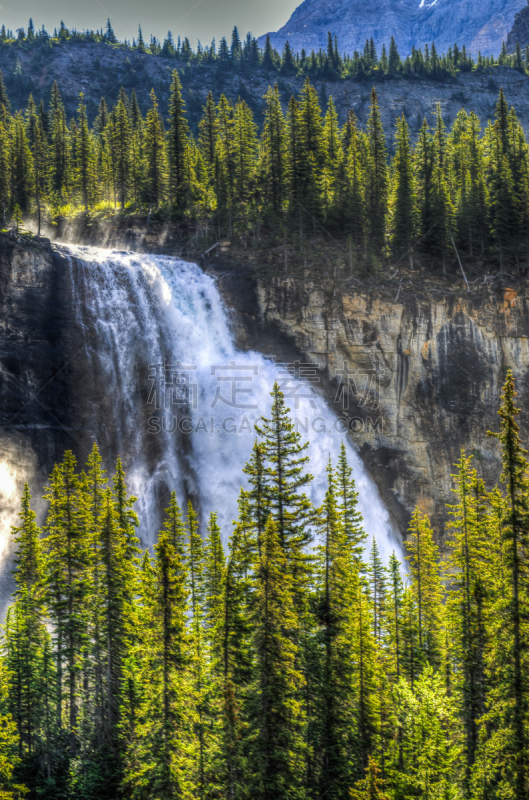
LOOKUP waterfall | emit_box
[63,244,402,563]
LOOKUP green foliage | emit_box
[1,68,529,270]
[2,377,529,798]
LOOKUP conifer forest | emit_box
[1,30,529,272]
[0,375,527,800]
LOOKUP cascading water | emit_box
[63,244,402,562]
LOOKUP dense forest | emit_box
[1,373,528,799]
[0,61,529,272]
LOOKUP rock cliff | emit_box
[0,236,75,606]
[262,0,526,57]
[208,262,529,547]
[507,0,529,49]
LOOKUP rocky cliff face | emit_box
[209,262,529,547]
[262,0,526,57]
[507,0,529,49]
[0,236,75,606]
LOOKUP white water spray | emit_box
[65,245,402,563]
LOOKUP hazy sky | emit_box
[0,0,300,46]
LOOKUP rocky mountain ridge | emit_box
[507,0,529,49]
[261,0,527,57]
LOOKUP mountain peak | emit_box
[260,0,527,57]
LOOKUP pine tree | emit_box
[445,451,488,790]
[6,484,50,767]
[43,452,91,744]
[198,91,217,175]
[388,38,401,75]
[113,98,131,211]
[262,35,277,71]
[203,512,225,652]
[352,586,379,778]
[167,70,190,211]
[385,553,404,683]
[11,117,33,213]
[31,116,48,234]
[148,491,194,797]
[255,383,313,602]
[249,517,304,800]
[49,83,70,199]
[82,444,107,752]
[75,94,95,212]
[260,84,288,216]
[286,96,306,231]
[368,538,387,643]
[366,88,388,252]
[0,657,26,799]
[298,78,325,170]
[314,460,361,798]
[243,442,268,559]
[214,95,236,229]
[186,502,206,796]
[480,371,529,799]
[394,667,460,798]
[405,510,443,670]
[214,522,252,799]
[342,111,365,247]
[144,90,166,209]
[336,443,367,566]
[98,489,132,785]
[280,41,296,75]
[390,115,417,267]
[232,99,257,209]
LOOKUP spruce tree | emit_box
[198,91,217,174]
[314,460,362,799]
[43,452,91,742]
[113,98,131,211]
[390,115,417,267]
[213,522,252,798]
[149,491,194,797]
[232,99,257,208]
[368,538,387,643]
[250,517,304,800]
[405,510,443,670]
[254,383,313,602]
[6,485,50,768]
[366,88,388,252]
[243,442,268,560]
[336,443,367,566]
[482,371,529,799]
[144,90,166,209]
[167,70,190,211]
[75,94,95,212]
[260,85,288,216]
[343,111,366,247]
[445,451,488,789]
[187,502,206,796]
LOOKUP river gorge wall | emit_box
[230,273,529,544]
[1,233,528,554]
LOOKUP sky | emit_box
[0,0,300,46]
